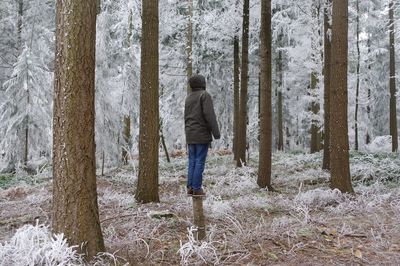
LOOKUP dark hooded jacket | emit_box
[185,75,220,144]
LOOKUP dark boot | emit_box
[193,188,205,197]
[187,187,193,196]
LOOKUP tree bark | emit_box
[52,0,105,258]
[258,0,272,189]
[277,34,284,151]
[310,0,321,154]
[136,0,160,203]
[233,35,240,160]
[330,0,354,193]
[236,0,250,167]
[322,0,331,170]
[18,0,23,48]
[389,0,398,152]
[366,36,371,145]
[354,0,360,151]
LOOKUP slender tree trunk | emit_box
[101,150,105,176]
[18,0,23,48]
[236,0,250,167]
[187,0,193,93]
[52,0,105,258]
[160,126,170,163]
[310,1,321,154]
[24,100,28,165]
[122,115,131,165]
[389,0,398,152]
[233,35,240,160]
[354,0,360,151]
[366,36,371,145]
[277,36,284,151]
[322,0,331,170]
[136,0,160,203]
[330,0,354,193]
[258,0,272,189]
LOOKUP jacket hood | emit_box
[189,74,206,90]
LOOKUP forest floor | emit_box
[1,151,400,265]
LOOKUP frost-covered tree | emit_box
[0,0,54,168]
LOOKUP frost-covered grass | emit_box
[1,151,400,265]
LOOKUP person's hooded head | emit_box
[189,74,206,91]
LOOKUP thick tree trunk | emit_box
[354,0,360,151]
[236,0,250,167]
[233,35,240,160]
[136,0,160,203]
[52,0,105,258]
[258,0,272,189]
[187,0,193,94]
[322,0,331,170]
[330,0,354,193]
[389,0,398,152]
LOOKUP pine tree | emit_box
[136,0,160,203]
[330,0,354,193]
[236,0,249,167]
[52,0,105,258]
[322,0,331,170]
[258,0,273,190]
[354,0,360,151]
[389,0,398,152]
[310,0,322,154]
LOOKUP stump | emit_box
[192,196,206,240]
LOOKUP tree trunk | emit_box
[389,0,398,152]
[322,0,331,170]
[258,0,272,189]
[136,0,160,203]
[160,127,171,163]
[330,0,354,193]
[122,115,131,165]
[354,0,360,151]
[310,0,321,154]
[233,35,240,160]
[236,0,250,167]
[233,0,240,160]
[366,36,371,145]
[187,0,193,94]
[101,150,105,176]
[18,0,23,47]
[277,35,284,151]
[52,0,105,258]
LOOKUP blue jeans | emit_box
[187,144,209,191]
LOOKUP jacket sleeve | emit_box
[201,92,221,140]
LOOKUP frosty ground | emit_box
[1,151,400,265]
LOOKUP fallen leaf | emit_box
[354,249,362,259]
